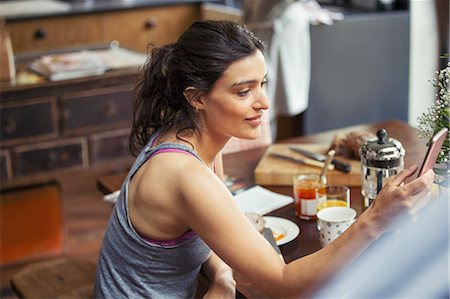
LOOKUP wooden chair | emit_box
[10,257,96,299]
[1,182,64,266]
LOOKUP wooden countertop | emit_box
[0,66,139,102]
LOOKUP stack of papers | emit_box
[30,51,108,81]
[93,48,147,70]
[29,48,147,81]
[233,185,294,215]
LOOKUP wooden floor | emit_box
[0,173,113,298]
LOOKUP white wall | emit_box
[408,0,439,127]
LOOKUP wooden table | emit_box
[97,119,426,297]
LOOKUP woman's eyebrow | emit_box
[232,79,257,86]
[231,74,268,86]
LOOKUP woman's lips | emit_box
[245,115,262,127]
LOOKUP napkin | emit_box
[233,185,294,215]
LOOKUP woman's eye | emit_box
[238,89,250,97]
[261,79,268,88]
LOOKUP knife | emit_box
[269,153,334,170]
[262,227,284,260]
[289,147,352,173]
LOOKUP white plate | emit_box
[263,216,300,246]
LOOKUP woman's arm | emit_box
[175,160,434,298]
[201,252,236,299]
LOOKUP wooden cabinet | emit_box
[6,14,103,54]
[89,128,130,165]
[0,97,58,146]
[6,4,200,54]
[101,5,200,53]
[0,70,138,188]
[61,85,133,136]
[14,138,87,177]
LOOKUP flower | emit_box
[417,56,450,165]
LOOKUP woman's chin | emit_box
[237,129,262,140]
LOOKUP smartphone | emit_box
[417,127,449,177]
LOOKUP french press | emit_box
[360,129,405,210]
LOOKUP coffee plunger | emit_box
[360,129,405,210]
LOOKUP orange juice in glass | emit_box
[316,185,350,212]
[293,174,326,220]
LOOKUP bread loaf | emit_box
[330,131,376,160]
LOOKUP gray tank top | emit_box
[95,136,211,298]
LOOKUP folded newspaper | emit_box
[233,185,294,215]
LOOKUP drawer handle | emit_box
[63,109,71,120]
[47,151,70,169]
[2,118,17,134]
[47,151,58,168]
[143,18,157,29]
[104,102,118,117]
[34,28,48,40]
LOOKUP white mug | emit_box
[317,207,356,247]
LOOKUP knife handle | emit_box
[332,159,352,173]
[305,158,335,170]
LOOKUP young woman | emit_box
[95,20,434,298]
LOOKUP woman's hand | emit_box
[202,252,236,299]
[203,271,236,299]
[364,164,435,235]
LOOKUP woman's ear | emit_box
[183,87,196,105]
[183,87,205,110]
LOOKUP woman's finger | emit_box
[404,169,435,196]
[389,165,418,186]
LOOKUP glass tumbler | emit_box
[293,174,326,220]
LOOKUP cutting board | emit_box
[255,144,362,186]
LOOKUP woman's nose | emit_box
[255,90,270,110]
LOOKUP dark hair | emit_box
[129,20,265,156]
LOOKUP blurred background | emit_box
[0,0,448,298]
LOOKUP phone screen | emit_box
[417,127,448,177]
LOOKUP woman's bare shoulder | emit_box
[136,150,215,192]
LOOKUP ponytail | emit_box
[129,44,176,156]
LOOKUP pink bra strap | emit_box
[148,148,196,160]
[140,230,197,247]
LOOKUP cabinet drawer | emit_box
[0,97,58,146]
[1,150,12,182]
[89,128,131,164]
[61,86,133,135]
[7,15,103,54]
[14,138,87,177]
[101,5,200,53]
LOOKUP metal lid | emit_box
[360,129,405,168]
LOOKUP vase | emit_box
[432,162,450,199]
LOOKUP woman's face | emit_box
[200,50,269,140]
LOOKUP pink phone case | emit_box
[417,127,448,177]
